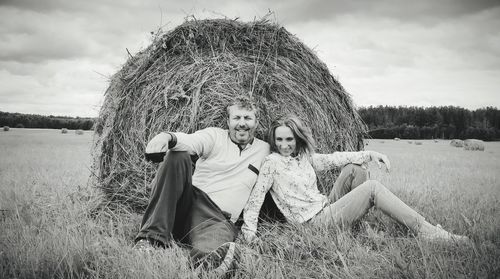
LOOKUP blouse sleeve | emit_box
[241,157,275,241]
[311,151,372,172]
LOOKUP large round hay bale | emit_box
[450,139,464,147]
[61,128,68,134]
[3,126,9,131]
[92,18,368,211]
[75,129,84,135]
[463,139,485,151]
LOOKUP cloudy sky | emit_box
[1,0,499,117]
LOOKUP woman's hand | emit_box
[242,229,260,244]
[369,151,391,172]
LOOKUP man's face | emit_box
[227,105,258,146]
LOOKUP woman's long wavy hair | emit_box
[268,116,316,157]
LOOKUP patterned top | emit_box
[242,151,372,240]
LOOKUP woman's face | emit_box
[274,125,296,157]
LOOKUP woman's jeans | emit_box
[310,164,425,232]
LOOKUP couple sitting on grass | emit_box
[134,95,468,275]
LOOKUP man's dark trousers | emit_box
[135,151,238,260]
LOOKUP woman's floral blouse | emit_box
[241,151,372,241]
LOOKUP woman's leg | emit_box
[328,164,369,203]
[312,180,468,241]
[313,180,426,231]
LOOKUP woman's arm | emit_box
[241,157,275,242]
[311,151,390,172]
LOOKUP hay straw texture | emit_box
[92,18,367,211]
[450,139,464,147]
[463,139,485,151]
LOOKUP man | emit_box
[134,96,270,273]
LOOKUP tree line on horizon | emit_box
[0,111,94,131]
[2,106,500,141]
[358,106,500,141]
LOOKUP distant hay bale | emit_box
[414,141,423,145]
[3,126,9,131]
[463,139,485,151]
[450,139,464,147]
[75,129,84,135]
[434,139,439,143]
[394,137,400,141]
[408,141,412,144]
[92,18,368,211]
[61,128,68,134]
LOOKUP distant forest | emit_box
[359,106,500,141]
[0,111,94,130]
[2,106,500,140]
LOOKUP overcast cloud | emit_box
[0,0,499,117]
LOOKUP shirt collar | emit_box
[238,139,254,151]
[228,132,255,151]
[278,152,303,162]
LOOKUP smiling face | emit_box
[274,125,296,157]
[227,105,258,147]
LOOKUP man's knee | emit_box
[165,151,191,162]
[154,151,194,179]
[162,151,192,168]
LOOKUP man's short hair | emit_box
[226,95,259,119]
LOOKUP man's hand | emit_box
[369,151,391,172]
[145,132,171,154]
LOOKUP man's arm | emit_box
[144,132,178,162]
[145,128,217,161]
[145,132,173,154]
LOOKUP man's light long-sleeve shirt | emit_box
[171,127,270,222]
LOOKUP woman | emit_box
[242,116,468,243]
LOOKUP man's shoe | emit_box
[133,238,163,252]
[196,242,241,275]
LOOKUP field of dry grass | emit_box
[1,129,499,278]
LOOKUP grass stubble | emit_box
[0,130,499,278]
